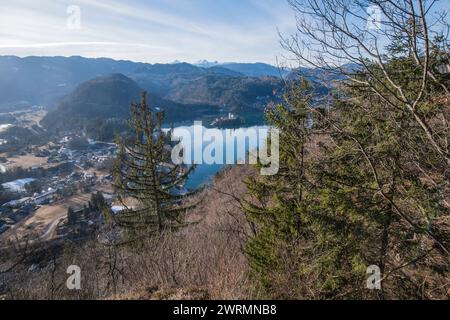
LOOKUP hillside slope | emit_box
[164,75,283,111]
[1,165,254,300]
[40,73,223,133]
[0,56,248,110]
[40,73,141,132]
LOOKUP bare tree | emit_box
[283,0,449,162]
[236,0,450,298]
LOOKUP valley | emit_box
[0,0,449,304]
[0,56,304,245]
[0,82,273,246]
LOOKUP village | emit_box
[0,107,193,246]
[0,132,118,242]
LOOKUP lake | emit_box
[170,124,269,189]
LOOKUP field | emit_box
[3,192,92,242]
[2,154,49,170]
[13,109,47,126]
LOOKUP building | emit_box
[1,178,36,193]
[32,188,57,205]
[2,197,31,209]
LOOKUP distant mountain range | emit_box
[194,60,290,78]
[40,73,231,133]
[0,56,343,135]
[0,55,343,108]
[0,56,292,111]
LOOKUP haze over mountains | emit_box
[40,73,233,133]
[0,56,290,111]
[194,60,290,77]
[0,55,339,135]
[0,56,342,111]
[45,73,142,120]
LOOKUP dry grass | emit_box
[4,154,49,170]
[13,110,47,125]
[2,165,255,300]
[3,193,92,242]
[113,165,255,300]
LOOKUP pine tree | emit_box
[244,51,449,299]
[67,207,76,226]
[90,191,106,211]
[243,0,450,299]
[112,92,194,236]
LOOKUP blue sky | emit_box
[0,0,297,64]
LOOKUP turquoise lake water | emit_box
[170,124,269,189]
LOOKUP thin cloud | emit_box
[0,0,297,64]
[0,42,171,50]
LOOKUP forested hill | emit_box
[46,73,142,119]
[0,55,337,113]
[40,74,214,135]
[0,56,284,110]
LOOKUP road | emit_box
[38,215,66,241]
[1,192,92,243]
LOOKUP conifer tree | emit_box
[112,92,193,235]
[244,0,449,299]
[67,207,77,226]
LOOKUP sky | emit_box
[0,0,297,65]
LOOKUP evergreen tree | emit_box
[67,207,76,226]
[90,191,106,211]
[244,1,450,298]
[112,92,194,236]
[244,82,370,298]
